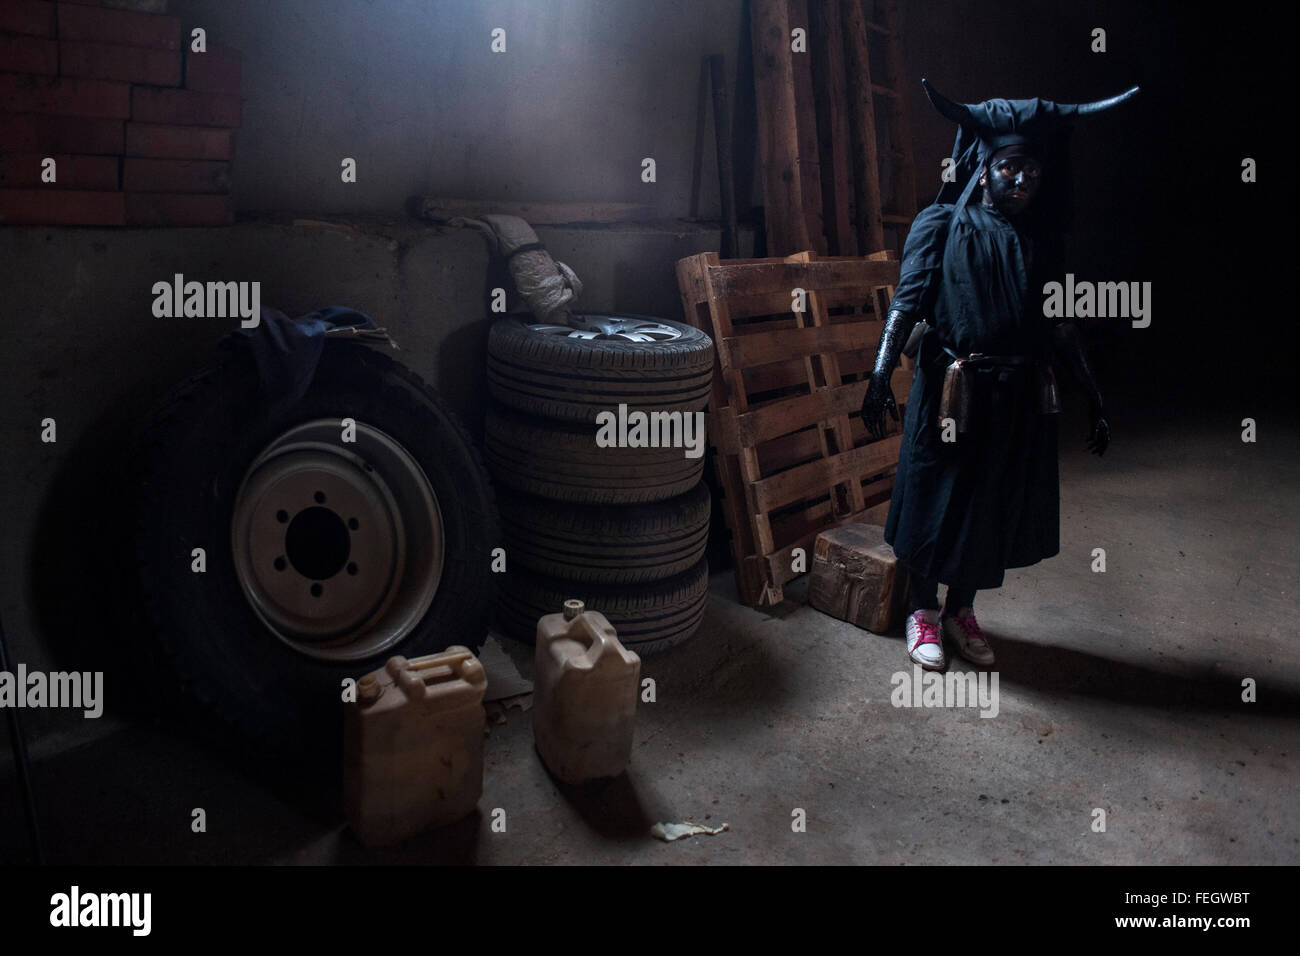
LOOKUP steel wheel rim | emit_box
[230,419,444,662]
[526,315,685,343]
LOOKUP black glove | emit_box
[1087,401,1110,456]
[860,309,916,442]
[1051,321,1109,456]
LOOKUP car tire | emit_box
[496,558,709,656]
[497,482,710,585]
[484,403,705,504]
[487,313,713,422]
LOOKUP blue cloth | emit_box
[233,306,375,412]
[884,201,1060,590]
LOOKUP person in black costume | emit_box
[861,79,1138,670]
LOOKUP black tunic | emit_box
[883,200,1060,590]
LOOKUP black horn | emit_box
[1062,85,1141,115]
[922,78,974,125]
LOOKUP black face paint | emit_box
[981,156,1042,216]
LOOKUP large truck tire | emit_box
[130,341,499,751]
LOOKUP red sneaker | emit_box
[905,609,945,670]
[941,607,995,666]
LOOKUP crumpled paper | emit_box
[649,821,729,842]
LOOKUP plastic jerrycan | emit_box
[533,599,641,785]
[343,646,486,847]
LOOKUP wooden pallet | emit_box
[677,249,908,606]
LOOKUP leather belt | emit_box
[941,346,1033,368]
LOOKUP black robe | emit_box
[884,200,1060,590]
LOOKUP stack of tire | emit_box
[485,313,714,655]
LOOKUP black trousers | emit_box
[907,572,976,614]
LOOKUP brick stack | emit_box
[0,0,241,226]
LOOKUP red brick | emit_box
[56,3,182,50]
[0,36,57,74]
[123,158,229,193]
[0,73,130,117]
[0,112,123,152]
[59,41,181,86]
[184,45,240,93]
[125,122,234,159]
[102,0,171,10]
[126,192,232,226]
[131,86,239,127]
[0,152,118,189]
[0,187,125,225]
[0,0,56,38]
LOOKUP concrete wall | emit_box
[166,0,745,220]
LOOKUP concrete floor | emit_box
[2,397,1297,865]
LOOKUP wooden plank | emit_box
[720,380,865,452]
[720,321,880,370]
[707,257,899,300]
[750,0,810,255]
[752,436,902,513]
[879,0,918,231]
[680,253,888,305]
[808,0,855,256]
[744,347,870,396]
[788,251,864,514]
[745,394,908,467]
[787,0,826,254]
[676,254,767,605]
[715,364,909,452]
[756,411,902,487]
[758,428,823,476]
[411,197,652,224]
[697,252,782,603]
[716,287,880,319]
[783,252,839,510]
[841,0,886,253]
[707,54,738,259]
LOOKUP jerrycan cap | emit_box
[357,673,382,705]
[563,599,584,620]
